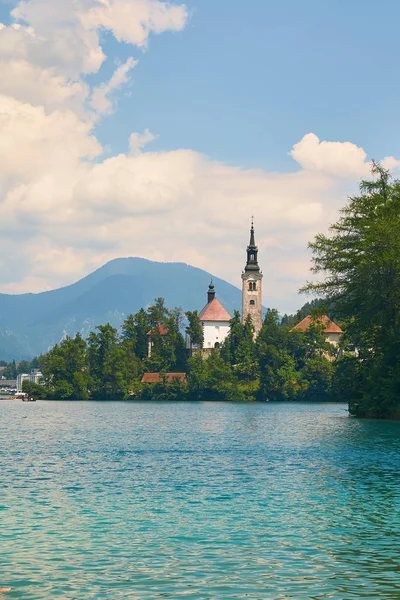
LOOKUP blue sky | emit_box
[0,0,399,312]
[92,0,400,169]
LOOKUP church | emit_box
[194,222,263,350]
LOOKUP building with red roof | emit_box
[147,324,168,337]
[190,282,232,350]
[141,373,187,384]
[147,323,168,357]
[291,315,343,346]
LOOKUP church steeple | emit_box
[241,219,263,337]
[207,281,215,304]
[245,218,260,272]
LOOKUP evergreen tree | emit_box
[235,315,258,380]
[303,164,400,417]
[40,333,89,399]
[147,297,169,328]
[87,324,127,399]
[221,310,244,365]
[256,310,305,401]
[185,310,204,349]
[133,309,151,360]
[3,360,17,379]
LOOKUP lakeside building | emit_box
[16,369,43,392]
[198,282,232,350]
[291,315,343,347]
[0,380,17,391]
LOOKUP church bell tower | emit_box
[241,219,263,336]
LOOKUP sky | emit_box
[0,0,400,313]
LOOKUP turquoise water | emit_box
[1,401,400,599]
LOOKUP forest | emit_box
[18,300,341,405]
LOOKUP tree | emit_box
[256,310,305,401]
[235,315,258,380]
[122,310,150,360]
[185,310,204,349]
[87,324,127,400]
[221,310,244,365]
[3,360,17,379]
[147,297,169,328]
[302,164,400,418]
[17,360,31,374]
[301,355,334,401]
[40,333,89,399]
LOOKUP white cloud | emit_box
[129,128,157,153]
[0,60,89,114]
[90,57,138,114]
[9,0,187,76]
[0,0,399,314]
[290,132,370,177]
[82,0,188,47]
[0,95,100,183]
[381,156,400,171]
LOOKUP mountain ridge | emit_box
[0,257,244,360]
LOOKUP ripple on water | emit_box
[1,401,400,599]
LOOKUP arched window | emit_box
[248,282,253,291]
[214,342,220,349]
[253,282,257,291]
[250,300,255,306]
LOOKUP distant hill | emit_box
[0,258,243,360]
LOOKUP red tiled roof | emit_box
[147,324,168,336]
[291,315,343,334]
[199,298,232,322]
[141,373,187,383]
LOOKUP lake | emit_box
[1,401,400,599]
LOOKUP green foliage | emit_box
[0,357,42,379]
[3,360,17,379]
[21,380,48,400]
[87,324,128,400]
[303,164,400,418]
[139,380,188,402]
[41,333,89,399]
[281,300,326,328]
[185,310,204,348]
[122,309,150,360]
[300,356,334,401]
[33,298,189,401]
[187,350,251,401]
[24,294,348,405]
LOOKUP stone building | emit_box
[241,221,263,336]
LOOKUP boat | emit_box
[16,392,36,402]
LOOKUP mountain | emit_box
[0,258,243,360]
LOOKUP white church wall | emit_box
[202,321,231,349]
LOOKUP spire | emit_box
[249,216,256,247]
[207,280,216,303]
[245,218,260,272]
